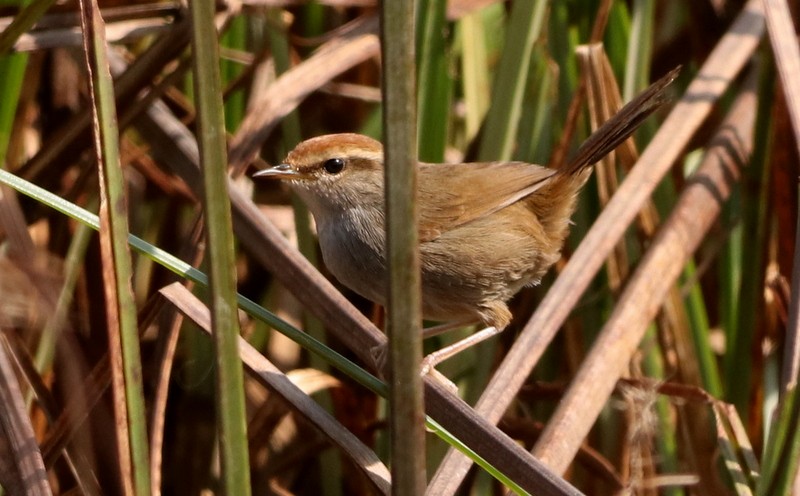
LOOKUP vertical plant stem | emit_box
[763,0,800,396]
[727,59,772,415]
[477,0,547,161]
[381,1,425,494]
[623,0,654,101]
[0,54,26,164]
[458,10,491,145]
[266,11,342,495]
[416,0,450,162]
[784,184,800,392]
[77,0,150,493]
[188,0,252,494]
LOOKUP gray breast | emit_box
[316,207,389,306]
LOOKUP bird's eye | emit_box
[323,158,345,174]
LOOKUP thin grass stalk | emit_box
[785,183,800,391]
[0,47,30,322]
[720,193,742,395]
[682,262,723,397]
[148,214,204,496]
[544,1,580,167]
[221,14,247,131]
[727,57,773,416]
[188,0,251,493]
[457,10,490,145]
[264,8,324,343]
[416,0,450,162]
[714,403,757,495]
[265,10,342,494]
[381,1,425,493]
[0,54,26,165]
[77,0,150,493]
[149,311,183,496]
[763,0,800,397]
[33,221,93,374]
[0,0,58,54]
[622,0,654,101]
[602,2,631,78]
[302,2,325,37]
[764,0,800,160]
[517,49,554,165]
[762,1,800,491]
[477,0,547,161]
[0,338,52,495]
[758,387,800,495]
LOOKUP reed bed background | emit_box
[0,0,798,494]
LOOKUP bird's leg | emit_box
[421,301,510,376]
[420,326,502,376]
[371,319,478,367]
[421,319,478,339]
[370,312,505,393]
[368,324,464,394]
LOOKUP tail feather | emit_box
[561,66,680,176]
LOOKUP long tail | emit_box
[560,66,680,176]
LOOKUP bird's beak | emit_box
[252,163,305,180]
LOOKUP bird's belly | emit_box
[315,208,557,325]
[418,213,556,319]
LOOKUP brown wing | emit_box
[417,161,555,241]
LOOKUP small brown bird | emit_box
[255,68,678,336]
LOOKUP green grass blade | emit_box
[516,46,555,164]
[683,261,724,397]
[478,0,548,161]
[188,0,252,493]
[457,9,491,145]
[727,58,775,415]
[221,14,247,131]
[416,0,451,162]
[78,0,150,492]
[758,387,800,495]
[0,53,26,165]
[0,0,58,54]
[34,221,93,374]
[265,12,341,493]
[623,0,655,101]
[426,417,531,496]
